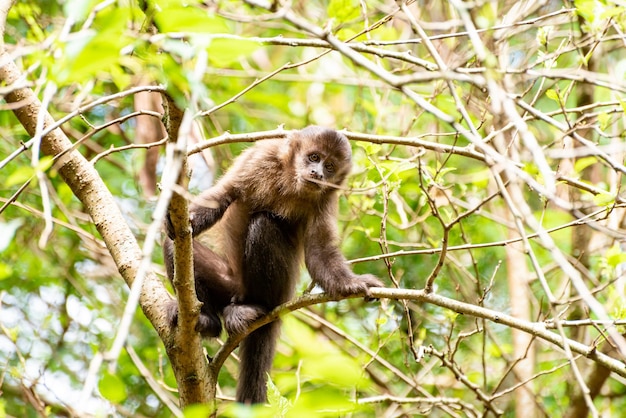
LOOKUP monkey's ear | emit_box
[278,140,291,162]
[280,135,300,161]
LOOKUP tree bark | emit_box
[0,3,211,407]
[0,54,171,337]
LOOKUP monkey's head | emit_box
[288,126,353,194]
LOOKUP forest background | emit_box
[1,0,626,417]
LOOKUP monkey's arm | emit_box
[304,216,382,297]
[188,183,239,235]
[166,183,237,239]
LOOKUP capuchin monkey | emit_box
[164,126,382,404]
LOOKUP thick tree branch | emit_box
[0,0,174,393]
[0,14,172,346]
[160,94,213,408]
[211,287,626,380]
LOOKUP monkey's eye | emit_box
[325,162,335,173]
[309,154,320,162]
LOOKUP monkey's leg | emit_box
[225,212,300,404]
[164,238,238,338]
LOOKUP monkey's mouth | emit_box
[304,176,324,189]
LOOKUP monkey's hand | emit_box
[327,274,383,299]
[223,304,266,336]
[165,211,203,239]
[357,273,384,301]
[165,299,222,338]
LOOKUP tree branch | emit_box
[0,0,173,393]
[160,94,214,407]
[210,287,626,380]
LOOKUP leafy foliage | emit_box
[2,0,626,417]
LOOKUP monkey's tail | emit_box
[236,319,282,404]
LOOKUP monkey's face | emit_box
[290,126,353,195]
[294,147,351,193]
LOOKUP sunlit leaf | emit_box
[574,156,597,173]
[154,8,230,33]
[545,89,561,104]
[56,8,133,83]
[223,402,275,418]
[5,166,34,187]
[284,319,369,390]
[355,141,382,156]
[5,327,18,342]
[98,373,127,404]
[183,403,215,418]
[66,36,122,82]
[536,26,549,46]
[0,263,12,280]
[598,112,610,130]
[208,38,260,67]
[37,156,54,172]
[291,388,357,417]
[575,0,598,23]
[593,192,615,206]
[327,0,360,22]
[63,0,98,22]
[606,243,626,268]
[301,356,363,388]
[267,378,292,417]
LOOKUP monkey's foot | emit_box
[196,312,223,338]
[165,300,222,338]
[223,304,266,336]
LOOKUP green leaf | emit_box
[5,166,34,187]
[0,263,12,280]
[327,0,360,22]
[4,327,18,342]
[154,8,230,33]
[67,38,120,81]
[487,342,505,358]
[593,192,615,206]
[302,356,364,388]
[536,26,549,46]
[598,112,610,130]
[98,372,127,404]
[267,378,292,417]
[545,89,561,104]
[37,156,54,172]
[606,244,626,268]
[291,387,357,416]
[600,5,625,20]
[63,0,97,22]
[222,402,274,418]
[57,8,132,83]
[574,156,597,173]
[183,404,215,418]
[575,0,597,23]
[355,141,382,156]
[207,38,260,67]
[283,317,370,390]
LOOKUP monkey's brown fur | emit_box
[164,126,382,404]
